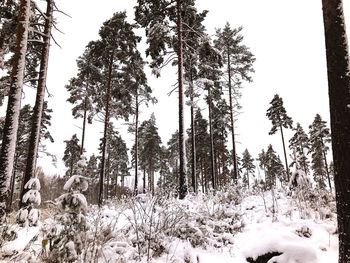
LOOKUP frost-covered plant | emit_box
[287,150,312,219]
[41,156,89,263]
[16,178,41,227]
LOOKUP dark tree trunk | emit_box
[134,92,139,195]
[105,148,110,200]
[80,96,88,155]
[176,0,187,199]
[322,0,350,261]
[98,52,113,207]
[143,168,146,194]
[207,87,216,190]
[279,125,290,181]
[20,0,53,208]
[0,0,31,222]
[227,51,238,182]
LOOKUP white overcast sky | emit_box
[32,0,350,175]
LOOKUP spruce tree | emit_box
[215,23,255,182]
[63,135,81,178]
[193,109,210,192]
[289,122,310,176]
[266,94,293,181]
[308,114,331,190]
[241,149,255,188]
[265,144,285,189]
[138,114,162,195]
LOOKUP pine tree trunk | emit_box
[98,52,114,207]
[207,87,216,190]
[322,0,350,261]
[80,96,88,155]
[190,71,197,193]
[20,0,53,208]
[0,0,31,222]
[227,51,238,182]
[279,124,290,181]
[134,92,139,195]
[176,0,187,199]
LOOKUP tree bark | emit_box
[20,0,53,208]
[176,0,187,199]
[98,52,114,207]
[279,125,290,181]
[0,0,31,222]
[322,0,350,261]
[227,51,238,182]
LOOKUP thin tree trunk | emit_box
[80,96,88,155]
[0,0,31,221]
[134,92,139,195]
[105,148,110,200]
[322,149,332,192]
[190,71,197,193]
[143,168,146,194]
[200,160,204,193]
[208,87,216,190]
[320,138,332,192]
[227,51,238,182]
[322,0,350,261]
[176,0,187,199]
[98,52,114,207]
[20,0,53,208]
[279,124,290,181]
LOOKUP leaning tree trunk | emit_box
[98,52,113,207]
[134,92,139,195]
[227,51,238,182]
[20,0,53,209]
[322,0,350,261]
[207,87,216,190]
[0,0,31,222]
[279,124,290,181]
[176,0,187,199]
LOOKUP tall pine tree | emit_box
[266,94,293,181]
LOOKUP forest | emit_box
[0,0,350,262]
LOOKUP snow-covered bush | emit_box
[41,156,89,262]
[16,178,41,227]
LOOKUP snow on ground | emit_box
[0,187,338,262]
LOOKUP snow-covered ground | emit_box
[0,187,337,263]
